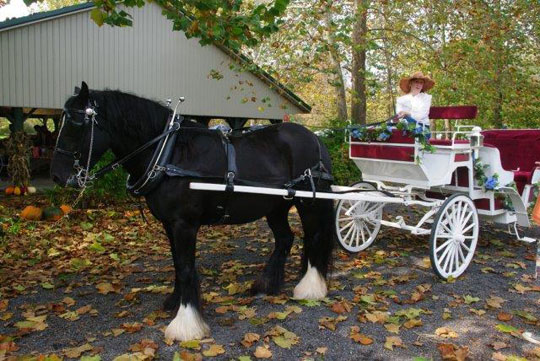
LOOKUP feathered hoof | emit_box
[293,262,327,300]
[164,304,210,341]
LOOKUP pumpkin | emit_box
[27,186,37,194]
[42,206,64,221]
[60,205,73,215]
[5,186,14,195]
[13,187,21,196]
[20,206,42,221]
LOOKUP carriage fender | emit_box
[497,186,530,227]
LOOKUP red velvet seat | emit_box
[481,130,540,194]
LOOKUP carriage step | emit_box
[519,236,537,244]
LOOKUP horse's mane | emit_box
[86,89,220,155]
[90,90,171,141]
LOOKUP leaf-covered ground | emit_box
[0,195,539,361]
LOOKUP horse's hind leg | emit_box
[164,219,210,341]
[250,203,294,295]
[294,199,334,300]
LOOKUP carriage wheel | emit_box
[429,194,479,279]
[335,182,383,253]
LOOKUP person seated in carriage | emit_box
[396,71,435,134]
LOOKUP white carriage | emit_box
[334,106,539,279]
[190,106,539,280]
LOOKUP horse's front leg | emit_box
[163,224,181,311]
[164,219,210,341]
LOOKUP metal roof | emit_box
[0,2,311,113]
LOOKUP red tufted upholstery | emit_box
[481,130,540,194]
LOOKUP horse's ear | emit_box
[77,81,89,102]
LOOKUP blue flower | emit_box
[351,129,363,139]
[414,126,423,135]
[377,132,391,141]
[484,177,498,190]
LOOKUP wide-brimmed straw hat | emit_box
[399,71,435,93]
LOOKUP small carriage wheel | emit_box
[335,181,383,253]
[429,194,479,279]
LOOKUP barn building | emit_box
[0,2,310,132]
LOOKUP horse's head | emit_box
[51,81,111,188]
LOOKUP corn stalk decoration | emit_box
[5,131,31,187]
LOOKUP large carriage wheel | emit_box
[429,194,479,279]
[335,182,383,253]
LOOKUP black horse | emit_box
[51,82,334,341]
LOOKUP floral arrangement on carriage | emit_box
[348,119,436,154]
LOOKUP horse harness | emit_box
[58,102,333,223]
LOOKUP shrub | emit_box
[317,123,362,186]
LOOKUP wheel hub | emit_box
[453,234,465,244]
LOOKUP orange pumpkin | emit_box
[60,205,73,215]
[20,206,43,221]
[5,186,14,195]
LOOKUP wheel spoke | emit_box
[358,221,367,244]
[339,216,355,222]
[442,245,453,274]
[461,212,473,229]
[441,221,453,235]
[436,233,455,239]
[459,202,468,225]
[462,222,475,234]
[448,246,456,274]
[454,244,460,271]
[339,220,354,233]
[438,241,453,265]
[457,243,466,263]
[361,222,373,243]
[343,222,355,244]
[435,238,453,253]
[460,242,471,252]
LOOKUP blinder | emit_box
[54,100,100,188]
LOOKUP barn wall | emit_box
[0,4,305,119]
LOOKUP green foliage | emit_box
[87,151,129,200]
[44,151,128,208]
[316,120,362,186]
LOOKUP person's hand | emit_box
[397,111,409,118]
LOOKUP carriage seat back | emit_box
[429,106,478,120]
[481,130,540,194]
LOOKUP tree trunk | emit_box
[324,6,348,121]
[351,0,368,125]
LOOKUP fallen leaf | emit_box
[241,333,260,348]
[384,323,400,334]
[350,327,373,345]
[486,296,506,309]
[64,343,93,358]
[437,343,469,361]
[435,327,458,338]
[254,346,272,359]
[202,344,225,357]
[404,318,423,329]
[497,312,513,321]
[96,282,115,294]
[463,295,480,304]
[384,336,403,351]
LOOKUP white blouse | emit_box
[396,93,432,126]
